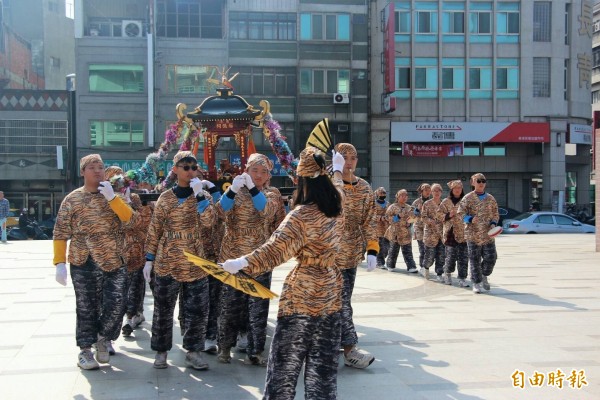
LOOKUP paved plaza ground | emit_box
[0,234,599,399]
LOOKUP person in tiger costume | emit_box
[215,153,281,366]
[411,183,431,270]
[384,189,417,272]
[221,146,346,400]
[421,183,446,281]
[437,180,469,287]
[373,187,390,269]
[334,142,379,369]
[142,150,216,370]
[53,154,136,370]
[457,173,499,294]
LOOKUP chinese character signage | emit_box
[403,143,463,157]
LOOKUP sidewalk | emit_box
[0,234,599,400]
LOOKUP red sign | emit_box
[403,143,464,157]
[383,3,395,94]
[487,122,550,143]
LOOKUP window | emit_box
[533,2,551,42]
[534,215,554,224]
[89,65,144,93]
[416,11,436,33]
[555,215,575,225]
[442,67,465,89]
[483,144,506,156]
[533,57,551,97]
[469,68,491,89]
[497,12,519,34]
[442,11,464,34]
[234,67,296,96]
[229,12,296,40]
[166,65,218,95]
[395,11,410,33]
[469,12,491,34]
[300,69,349,94]
[496,59,519,91]
[48,1,59,13]
[564,59,569,101]
[156,0,222,39]
[90,121,145,148]
[300,13,350,40]
[415,67,436,89]
[564,4,570,45]
[463,142,481,156]
[396,67,410,89]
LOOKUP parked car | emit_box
[502,212,596,234]
[498,207,522,226]
[6,209,20,227]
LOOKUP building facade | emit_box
[371,0,593,212]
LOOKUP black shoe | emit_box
[122,322,133,337]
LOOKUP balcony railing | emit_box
[0,119,68,155]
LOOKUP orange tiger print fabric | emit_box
[216,187,280,262]
[53,188,133,271]
[457,191,500,245]
[422,198,443,247]
[411,197,427,240]
[384,203,413,246]
[437,198,466,244]
[145,189,215,282]
[373,198,389,237]
[336,179,378,269]
[264,185,287,235]
[123,193,154,271]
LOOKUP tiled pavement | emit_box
[0,234,599,399]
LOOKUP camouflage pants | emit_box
[151,274,209,352]
[218,272,271,357]
[417,240,425,267]
[206,276,223,341]
[423,240,446,276]
[70,258,127,349]
[340,268,357,347]
[443,242,468,279]
[386,242,417,271]
[264,312,341,400]
[125,269,146,319]
[467,241,497,284]
[376,237,390,266]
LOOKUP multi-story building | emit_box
[73,0,369,187]
[371,0,593,213]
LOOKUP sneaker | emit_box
[407,267,418,273]
[386,266,396,272]
[94,336,110,364]
[443,273,452,285]
[77,349,99,370]
[236,333,248,352]
[122,319,133,337]
[458,279,470,288]
[106,340,115,356]
[482,276,490,291]
[376,264,386,270]
[217,348,232,364]
[131,313,145,329]
[185,351,209,370]
[154,351,168,369]
[244,353,267,366]
[473,283,482,294]
[436,275,444,283]
[419,268,429,279]
[344,347,375,369]
[202,338,218,354]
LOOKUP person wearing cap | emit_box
[143,150,216,370]
[421,183,446,281]
[52,154,136,370]
[384,189,418,273]
[221,147,346,400]
[215,153,281,366]
[373,187,390,269]
[438,180,469,287]
[334,142,379,369]
[411,183,431,272]
[457,173,499,294]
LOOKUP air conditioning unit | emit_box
[122,20,143,37]
[337,124,349,133]
[333,93,350,104]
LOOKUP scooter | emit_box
[7,220,49,240]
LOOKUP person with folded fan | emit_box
[457,173,499,294]
[52,154,136,370]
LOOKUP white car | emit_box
[502,212,596,234]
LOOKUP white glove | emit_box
[222,257,249,274]
[125,187,131,203]
[98,181,116,201]
[201,179,215,190]
[332,150,345,173]
[230,175,246,193]
[143,261,153,283]
[55,262,67,286]
[366,255,377,272]
[190,177,203,197]
[243,173,255,190]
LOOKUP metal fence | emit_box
[0,119,68,155]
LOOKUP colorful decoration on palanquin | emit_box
[261,113,298,179]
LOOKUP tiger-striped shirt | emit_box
[437,197,466,244]
[384,202,413,246]
[123,193,154,271]
[374,199,390,237]
[457,191,499,245]
[422,198,443,247]
[411,197,428,240]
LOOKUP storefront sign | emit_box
[403,143,463,157]
[229,154,289,177]
[391,122,550,143]
[568,124,593,145]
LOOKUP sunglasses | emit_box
[177,165,198,171]
[476,179,487,184]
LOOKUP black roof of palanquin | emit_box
[187,88,261,122]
